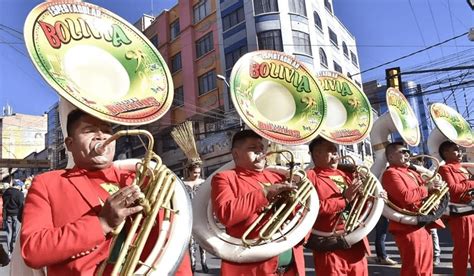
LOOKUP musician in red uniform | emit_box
[306,137,369,276]
[20,110,192,275]
[438,141,474,276]
[211,130,305,276]
[382,142,444,276]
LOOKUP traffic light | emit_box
[386,67,402,92]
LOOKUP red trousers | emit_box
[393,227,433,276]
[448,215,474,276]
[312,246,368,276]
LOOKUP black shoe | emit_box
[201,263,209,273]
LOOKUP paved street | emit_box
[193,227,471,276]
[0,227,471,275]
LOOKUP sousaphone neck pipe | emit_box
[94,129,155,154]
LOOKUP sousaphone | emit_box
[18,1,192,275]
[427,103,474,215]
[310,71,384,248]
[371,88,448,225]
[192,50,323,262]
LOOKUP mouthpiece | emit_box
[255,152,266,162]
[94,143,107,155]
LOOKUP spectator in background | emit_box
[2,179,25,254]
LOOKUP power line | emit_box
[351,31,469,78]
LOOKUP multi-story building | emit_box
[0,112,47,160]
[0,110,48,181]
[363,80,430,154]
[46,102,68,169]
[132,0,370,175]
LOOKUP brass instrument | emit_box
[92,130,179,275]
[338,156,380,233]
[241,150,313,246]
[412,155,449,215]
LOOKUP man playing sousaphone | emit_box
[211,130,305,276]
[438,141,474,276]
[382,142,445,276]
[305,137,371,275]
[20,110,193,275]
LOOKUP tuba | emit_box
[427,103,474,216]
[192,50,322,262]
[371,88,448,225]
[20,1,192,274]
[309,71,384,249]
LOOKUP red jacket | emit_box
[211,167,305,275]
[439,162,474,203]
[382,165,444,233]
[307,167,370,257]
[21,166,191,276]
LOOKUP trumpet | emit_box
[241,150,314,246]
[96,129,181,275]
[409,155,449,216]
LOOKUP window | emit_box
[225,45,248,70]
[350,51,358,66]
[222,7,245,31]
[254,0,279,15]
[333,61,342,73]
[150,35,158,48]
[172,86,184,107]
[196,32,214,58]
[324,0,332,13]
[257,30,283,51]
[342,41,348,57]
[313,11,322,31]
[198,70,216,95]
[171,52,182,73]
[193,0,211,23]
[292,31,312,55]
[328,27,338,47]
[170,20,180,40]
[289,0,306,16]
[319,48,328,67]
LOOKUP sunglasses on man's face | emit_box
[398,149,410,154]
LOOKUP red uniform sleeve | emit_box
[382,169,428,207]
[306,170,346,216]
[439,165,474,202]
[21,176,106,268]
[211,172,269,227]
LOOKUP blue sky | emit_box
[0,0,472,119]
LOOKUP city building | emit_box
[129,0,371,175]
[0,110,48,181]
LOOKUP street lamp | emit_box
[216,74,243,128]
[216,74,230,88]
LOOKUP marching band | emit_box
[9,1,474,275]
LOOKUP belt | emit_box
[276,265,291,276]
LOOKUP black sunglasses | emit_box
[398,149,410,154]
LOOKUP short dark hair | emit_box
[308,136,330,153]
[66,109,88,137]
[385,141,405,159]
[231,129,261,149]
[439,140,456,161]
